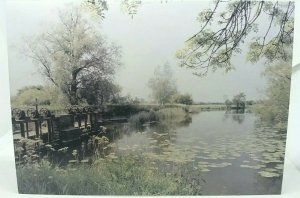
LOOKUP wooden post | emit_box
[25,121,29,138]
[78,115,81,128]
[89,113,94,129]
[20,122,25,138]
[95,113,98,130]
[39,120,42,135]
[47,119,52,143]
[50,119,54,142]
[35,120,39,138]
[84,114,87,128]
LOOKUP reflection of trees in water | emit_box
[95,114,193,156]
[104,114,193,143]
[150,115,193,142]
[223,111,245,124]
[179,115,193,127]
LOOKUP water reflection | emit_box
[223,111,245,124]
[109,111,285,195]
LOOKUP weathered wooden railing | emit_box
[11,106,105,146]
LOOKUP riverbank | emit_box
[15,106,200,195]
[11,103,227,116]
[14,109,285,195]
[16,154,199,195]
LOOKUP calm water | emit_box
[113,111,286,195]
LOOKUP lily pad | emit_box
[258,171,280,178]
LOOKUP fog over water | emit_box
[7,0,269,102]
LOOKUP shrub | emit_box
[157,108,188,124]
[128,110,159,127]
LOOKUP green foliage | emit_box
[16,155,196,195]
[128,107,190,128]
[173,94,193,105]
[128,110,159,127]
[224,93,246,109]
[232,92,246,108]
[157,108,189,125]
[104,104,144,117]
[11,85,68,109]
[148,63,177,105]
[79,75,121,105]
[11,86,48,106]
[224,99,232,107]
[111,94,141,105]
[81,0,108,20]
[24,6,121,105]
[176,1,294,75]
[254,61,291,127]
[120,0,142,18]
[82,0,142,19]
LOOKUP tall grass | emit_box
[128,108,190,128]
[16,155,197,195]
[15,106,203,195]
[157,108,188,124]
[128,110,159,128]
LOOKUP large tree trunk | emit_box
[69,72,78,105]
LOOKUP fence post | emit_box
[35,120,39,138]
[84,114,88,128]
[78,114,81,128]
[20,122,25,138]
[25,121,29,138]
[47,119,52,142]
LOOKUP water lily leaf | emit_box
[258,171,280,178]
[240,164,261,169]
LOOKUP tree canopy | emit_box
[173,94,193,105]
[255,60,291,125]
[232,92,246,108]
[148,63,177,105]
[81,0,142,19]
[224,92,246,109]
[79,74,121,105]
[24,6,122,105]
[82,0,294,76]
[11,85,67,108]
[176,1,294,76]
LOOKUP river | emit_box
[111,111,286,195]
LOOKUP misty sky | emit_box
[6,0,270,102]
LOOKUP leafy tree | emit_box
[11,86,49,106]
[11,86,68,108]
[24,6,121,105]
[176,1,294,76]
[225,99,233,109]
[232,92,246,109]
[82,1,294,76]
[173,94,193,105]
[79,74,121,105]
[255,61,291,125]
[148,63,177,105]
[246,100,255,106]
[111,94,141,105]
[82,0,142,19]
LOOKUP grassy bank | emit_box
[128,107,190,128]
[15,106,201,195]
[11,103,227,117]
[188,104,226,113]
[16,154,198,195]
[252,103,288,130]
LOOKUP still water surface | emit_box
[113,111,286,195]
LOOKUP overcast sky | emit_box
[6,0,271,102]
